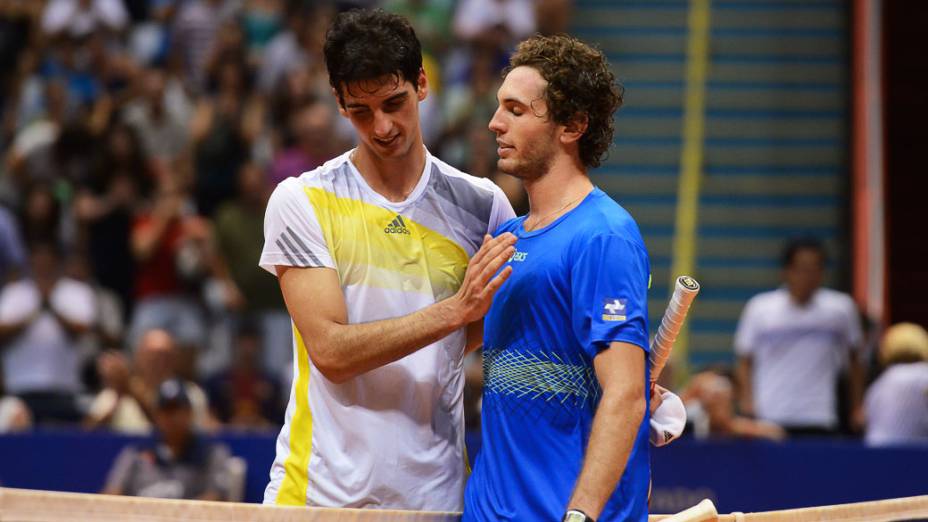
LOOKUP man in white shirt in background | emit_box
[735,237,864,436]
[0,240,97,424]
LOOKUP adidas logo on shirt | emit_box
[384,215,411,235]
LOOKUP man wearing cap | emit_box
[102,379,233,500]
[864,322,928,446]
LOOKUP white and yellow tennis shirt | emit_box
[259,148,515,510]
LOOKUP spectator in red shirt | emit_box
[126,161,208,371]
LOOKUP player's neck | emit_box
[351,140,427,203]
[523,156,591,224]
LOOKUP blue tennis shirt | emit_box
[463,187,651,522]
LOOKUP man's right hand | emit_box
[448,233,517,326]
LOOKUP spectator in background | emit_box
[133,329,216,432]
[865,322,928,446]
[535,0,574,35]
[0,2,42,121]
[172,0,238,92]
[212,162,290,377]
[125,0,179,66]
[6,79,71,186]
[452,0,536,51]
[267,65,351,156]
[204,320,282,429]
[4,47,45,152]
[73,122,151,310]
[19,182,62,246]
[0,240,97,424]
[190,54,263,216]
[258,4,331,96]
[240,0,283,65]
[83,31,140,107]
[66,250,126,350]
[122,67,191,164]
[256,4,307,95]
[102,378,233,500]
[41,0,129,39]
[266,52,356,161]
[86,328,216,432]
[682,370,785,441]
[127,162,209,363]
[85,349,151,434]
[36,38,108,123]
[439,45,500,174]
[735,238,864,436]
[384,0,453,61]
[52,121,99,188]
[267,98,338,187]
[200,18,247,91]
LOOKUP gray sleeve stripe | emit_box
[276,238,304,266]
[285,226,324,267]
[279,233,310,266]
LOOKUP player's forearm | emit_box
[567,384,646,519]
[302,298,466,384]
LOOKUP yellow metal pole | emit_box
[670,0,711,385]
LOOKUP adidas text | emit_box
[385,215,411,235]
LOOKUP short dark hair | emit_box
[506,34,624,169]
[781,237,827,268]
[323,9,422,104]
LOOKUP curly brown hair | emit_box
[507,34,623,169]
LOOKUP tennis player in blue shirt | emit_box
[464,35,651,522]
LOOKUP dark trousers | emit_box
[17,391,83,425]
[784,425,840,437]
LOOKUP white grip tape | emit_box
[650,276,700,383]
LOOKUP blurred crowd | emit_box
[0,0,925,502]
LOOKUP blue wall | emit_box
[649,438,928,513]
[0,430,276,504]
[0,430,925,513]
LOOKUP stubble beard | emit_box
[497,134,556,181]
